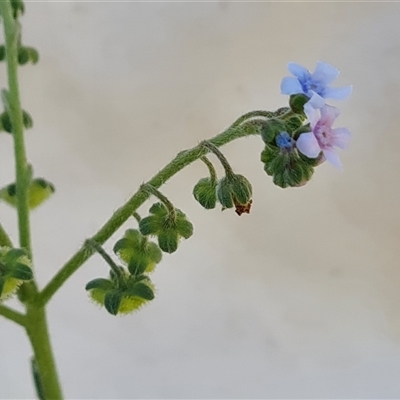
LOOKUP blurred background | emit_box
[1,1,400,398]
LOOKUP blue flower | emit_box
[281,61,352,102]
[276,131,294,151]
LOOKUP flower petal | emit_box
[323,85,353,100]
[280,77,303,95]
[287,62,309,79]
[307,93,325,109]
[320,104,340,125]
[296,132,321,158]
[322,149,342,169]
[304,103,320,128]
[332,127,351,149]
[312,61,339,85]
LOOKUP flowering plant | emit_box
[0,2,352,397]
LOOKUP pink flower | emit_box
[296,103,351,169]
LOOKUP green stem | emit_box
[201,140,235,178]
[200,156,217,184]
[132,212,141,223]
[0,2,31,255]
[1,0,38,302]
[38,117,268,306]
[85,239,123,280]
[231,107,290,128]
[0,222,13,247]
[0,304,26,326]
[142,183,177,220]
[1,2,63,399]
[25,305,64,400]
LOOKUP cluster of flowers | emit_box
[280,61,352,169]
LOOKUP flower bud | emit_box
[261,144,314,188]
[0,178,55,210]
[260,118,287,145]
[193,177,217,209]
[289,94,309,114]
[0,46,5,62]
[175,210,194,239]
[216,174,252,213]
[158,230,179,254]
[0,110,33,133]
[138,203,165,236]
[18,47,39,66]
[10,0,25,18]
[285,115,304,132]
[86,272,155,316]
[104,291,122,316]
[0,247,33,300]
[139,203,193,254]
[113,229,162,275]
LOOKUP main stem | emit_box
[0,2,63,399]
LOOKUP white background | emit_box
[1,1,400,399]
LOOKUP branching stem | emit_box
[0,304,26,326]
[38,117,274,306]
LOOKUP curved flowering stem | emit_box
[200,156,217,183]
[201,141,235,178]
[132,212,142,223]
[85,239,124,281]
[141,183,177,220]
[38,114,284,306]
[231,107,290,128]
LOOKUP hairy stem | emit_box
[200,156,217,183]
[201,141,235,178]
[142,184,177,220]
[39,117,269,305]
[86,239,123,280]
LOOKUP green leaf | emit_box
[124,229,143,244]
[149,202,167,216]
[146,242,162,264]
[176,218,193,239]
[128,282,154,300]
[285,116,304,132]
[260,118,287,145]
[10,263,32,280]
[158,231,179,254]
[113,229,145,264]
[18,47,29,65]
[104,291,122,316]
[85,278,113,291]
[2,248,28,266]
[139,216,160,236]
[216,177,234,209]
[193,177,217,209]
[231,175,252,205]
[0,112,12,133]
[127,255,148,276]
[289,94,309,114]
